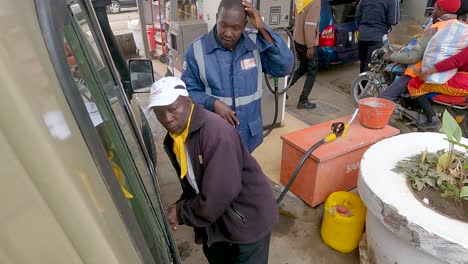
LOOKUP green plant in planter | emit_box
[393,110,468,201]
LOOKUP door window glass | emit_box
[65,2,173,262]
[331,2,357,24]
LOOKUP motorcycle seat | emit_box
[430,94,468,109]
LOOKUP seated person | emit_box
[407,46,468,128]
[379,29,436,102]
[380,0,461,101]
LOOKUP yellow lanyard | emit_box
[170,104,195,179]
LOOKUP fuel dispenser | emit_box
[256,0,293,129]
[165,0,208,78]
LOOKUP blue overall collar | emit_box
[204,26,257,54]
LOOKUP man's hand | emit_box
[213,100,239,127]
[306,47,315,60]
[420,67,437,81]
[420,71,429,82]
[242,0,263,30]
[166,204,178,231]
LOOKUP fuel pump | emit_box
[256,0,295,132]
[165,1,208,78]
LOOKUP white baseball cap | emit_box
[145,77,189,115]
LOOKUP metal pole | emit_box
[136,0,150,58]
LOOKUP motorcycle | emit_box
[350,36,407,105]
[351,35,468,135]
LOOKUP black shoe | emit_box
[419,116,442,130]
[297,101,316,109]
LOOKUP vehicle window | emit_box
[65,1,173,262]
[331,2,357,24]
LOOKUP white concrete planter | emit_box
[358,132,468,264]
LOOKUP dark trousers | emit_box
[381,75,411,102]
[359,40,383,73]
[290,42,318,103]
[202,234,271,264]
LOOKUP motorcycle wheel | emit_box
[351,75,382,106]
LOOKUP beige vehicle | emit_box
[1,0,180,263]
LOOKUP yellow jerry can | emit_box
[321,191,367,253]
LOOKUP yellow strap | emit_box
[170,104,195,179]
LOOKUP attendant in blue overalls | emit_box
[182,0,294,153]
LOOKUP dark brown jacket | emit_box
[164,104,278,246]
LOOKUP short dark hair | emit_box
[217,0,247,20]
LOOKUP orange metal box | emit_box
[280,115,399,207]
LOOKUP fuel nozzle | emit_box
[325,109,359,142]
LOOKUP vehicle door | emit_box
[37,0,180,263]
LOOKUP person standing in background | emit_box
[355,0,401,73]
[290,0,321,110]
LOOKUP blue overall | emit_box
[182,26,294,152]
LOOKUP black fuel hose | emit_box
[263,27,297,138]
[263,77,279,137]
[276,139,326,204]
[264,27,297,96]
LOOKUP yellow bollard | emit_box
[321,191,367,253]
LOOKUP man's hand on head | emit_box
[242,0,263,30]
[213,99,239,127]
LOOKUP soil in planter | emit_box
[408,181,468,223]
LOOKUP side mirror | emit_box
[129,59,154,93]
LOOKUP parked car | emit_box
[106,0,137,14]
[317,0,359,66]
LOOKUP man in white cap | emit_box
[146,76,278,264]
